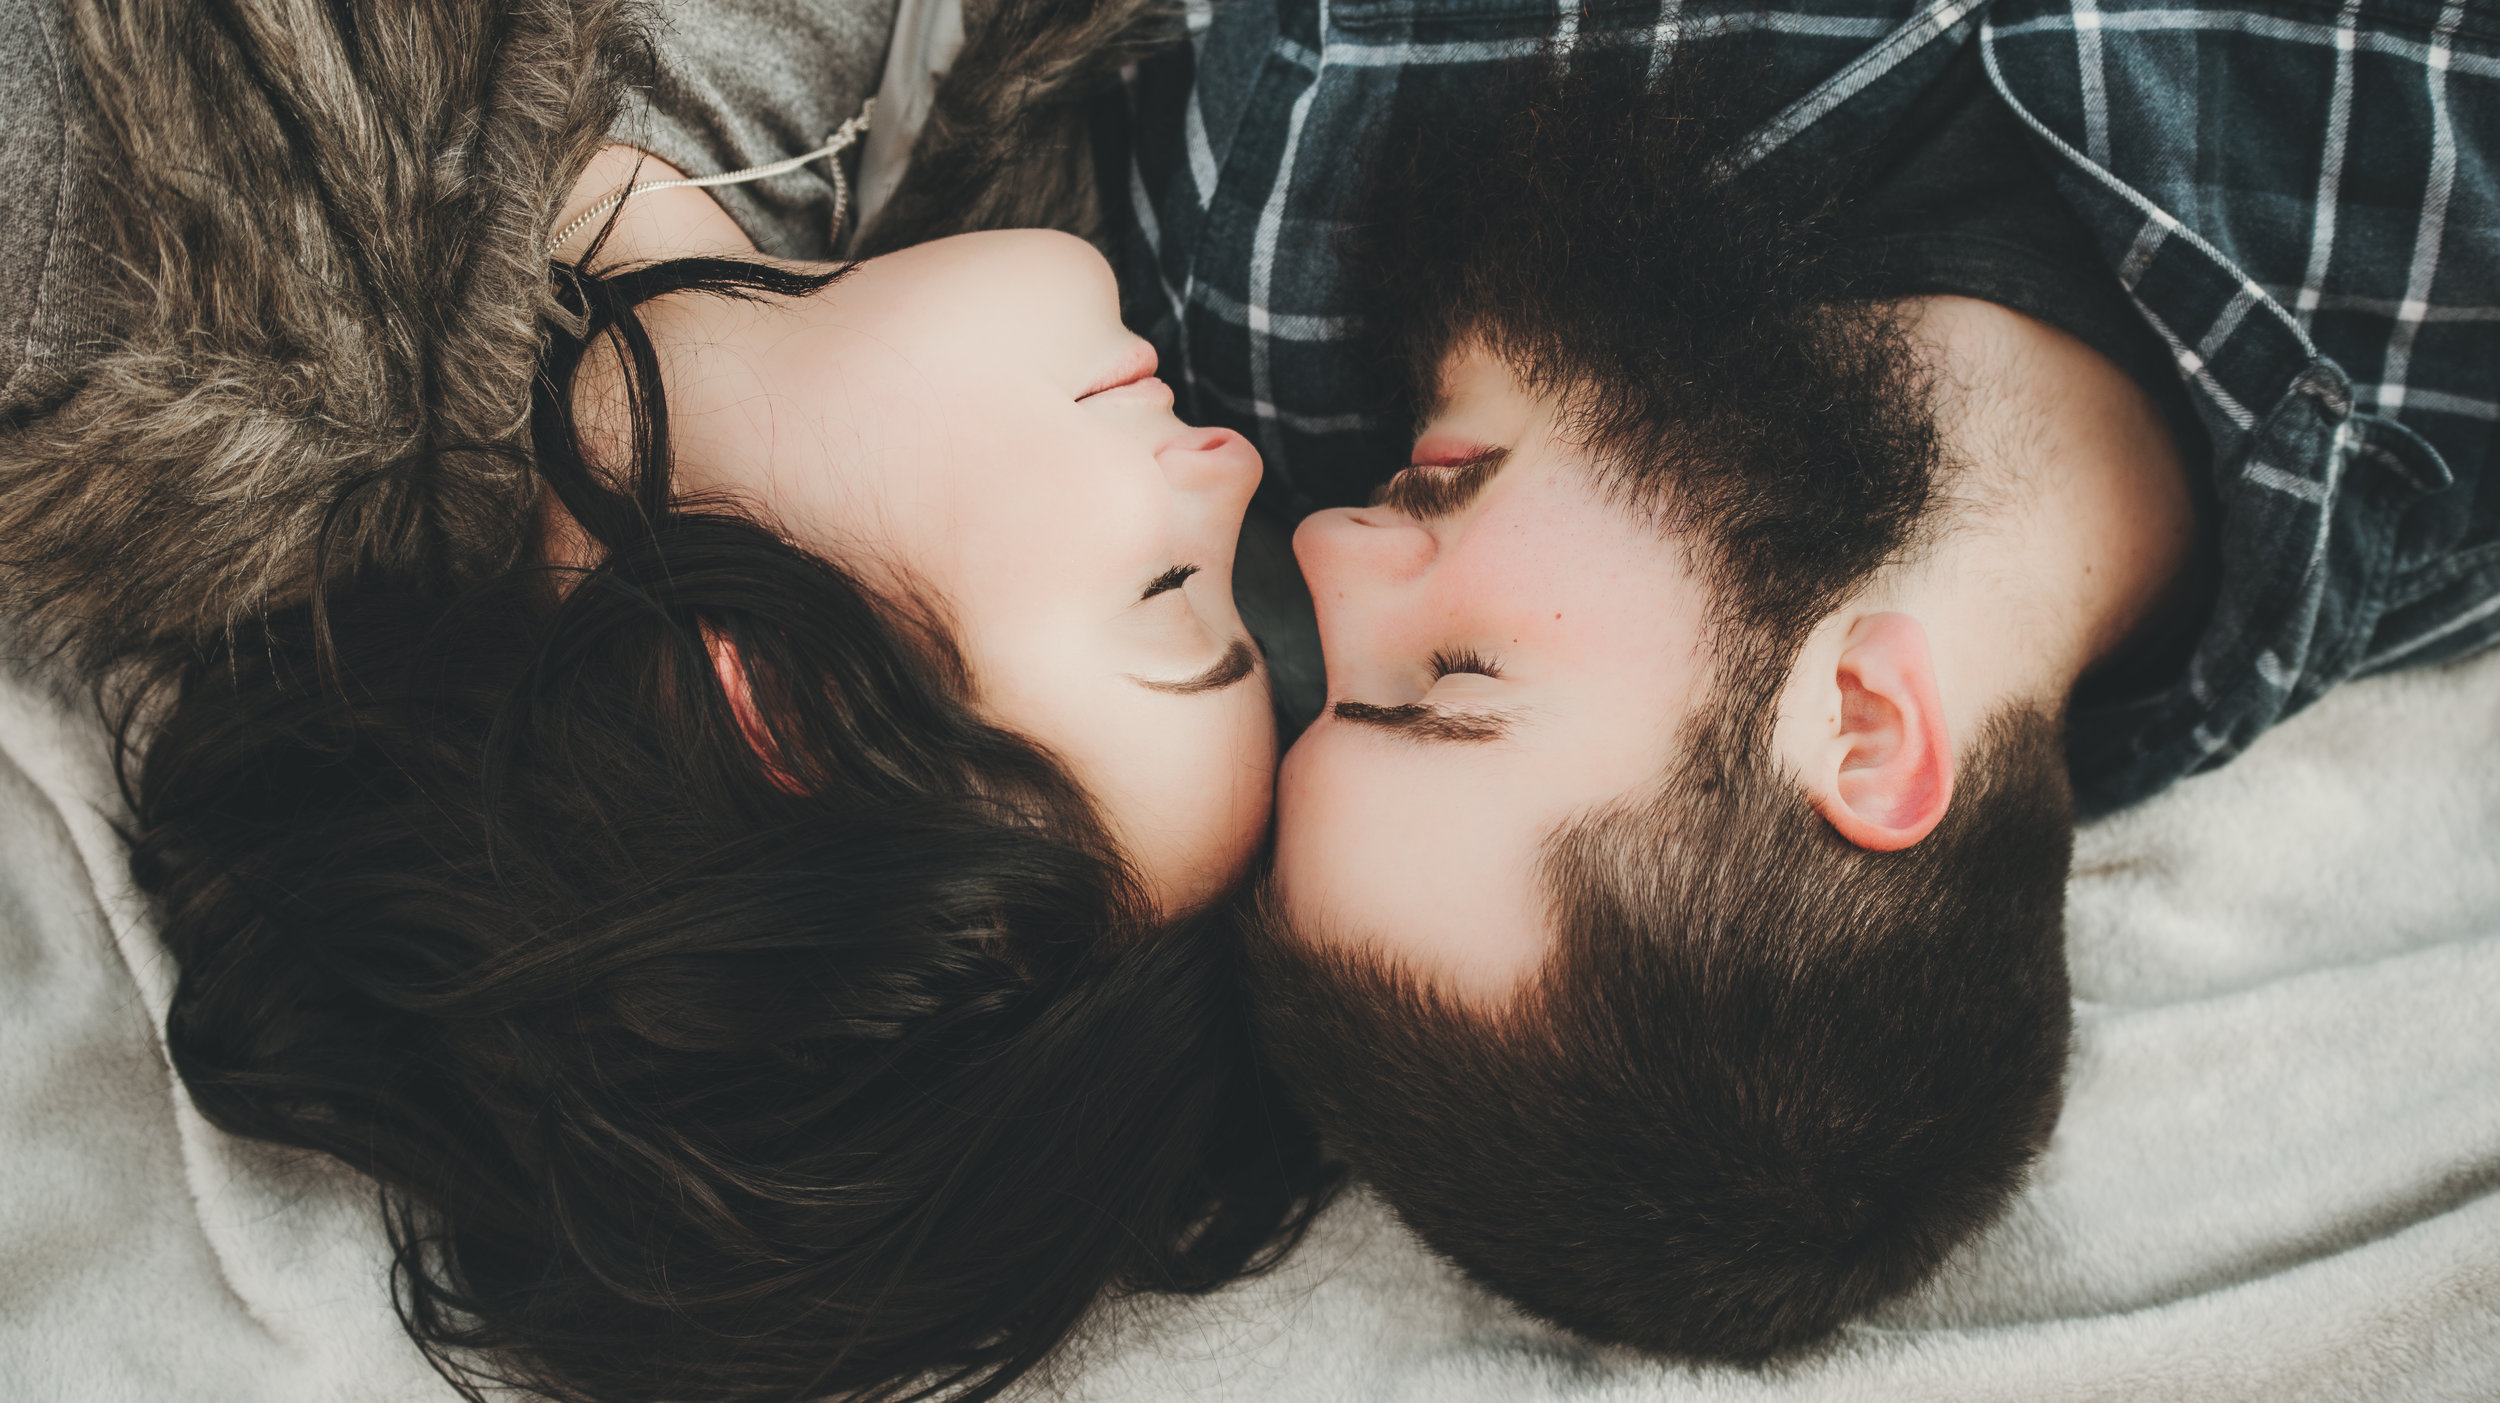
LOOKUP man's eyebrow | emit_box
[1371,447,1509,520]
[1134,637,1261,695]
[1331,699,1514,743]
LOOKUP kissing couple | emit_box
[4,0,2490,1399]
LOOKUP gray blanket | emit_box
[3,647,2497,1400]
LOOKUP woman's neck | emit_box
[554,145,761,269]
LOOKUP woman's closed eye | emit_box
[1126,561,1257,695]
[1140,564,1199,602]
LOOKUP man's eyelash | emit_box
[1140,564,1200,601]
[1429,648,1502,679]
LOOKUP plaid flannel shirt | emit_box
[1103,0,2500,813]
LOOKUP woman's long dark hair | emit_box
[123,252,1331,1403]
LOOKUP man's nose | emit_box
[1292,507,1436,702]
[1292,506,1438,595]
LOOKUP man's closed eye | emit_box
[1373,448,1509,520]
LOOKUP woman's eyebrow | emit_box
[1371,447,1509,521]
[1134,637,1260,695]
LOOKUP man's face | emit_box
[1275,348,1717,1001]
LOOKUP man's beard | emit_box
[1342,37,1946,664]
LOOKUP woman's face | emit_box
[604,230,1274,916]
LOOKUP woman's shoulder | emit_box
[0,0,110,424]
[622,0,905,260]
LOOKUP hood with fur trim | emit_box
[0,0,641,677]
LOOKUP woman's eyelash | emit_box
[1429,648,1502,679]
[1140,564,1200,601]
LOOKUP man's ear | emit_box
[1790,612,1954,852]
[704,626,809,795]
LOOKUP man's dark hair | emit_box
[126,253,1331,1403]
[1250,40,2075,1361]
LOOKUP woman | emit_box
[546,185,1277,917]
[0,1,1326,1400]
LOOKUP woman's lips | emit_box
[1079,343,1161,400]
[1080,374,1174,406]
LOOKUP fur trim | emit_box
[0,0,646,676]
[853,0,1182,255]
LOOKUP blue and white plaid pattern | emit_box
[1103,0,2500,812]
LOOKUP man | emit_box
[1102,0,2500,1362]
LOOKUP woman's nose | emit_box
[1160,425,1264,504]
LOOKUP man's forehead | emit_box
[1422,342,1548,423]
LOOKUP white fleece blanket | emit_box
[4,649,2497,1402]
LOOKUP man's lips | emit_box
[1408,434,1496,467]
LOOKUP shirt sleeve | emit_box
[613,0,904,260]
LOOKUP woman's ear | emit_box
[1790,612,1955,851]
[704,627,809,795]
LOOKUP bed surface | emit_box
[4,647,2496,1401]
